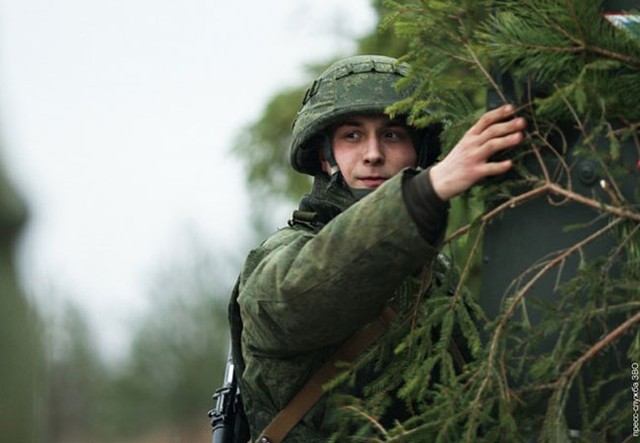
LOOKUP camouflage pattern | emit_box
[236,170,441,442]
[290,55,414,175]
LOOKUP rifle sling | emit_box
[257,306,398,443]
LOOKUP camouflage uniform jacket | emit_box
[236,169,445,442]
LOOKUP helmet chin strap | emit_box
[322,133,341,194]
[322,133,339,177]
[322,133,375,201]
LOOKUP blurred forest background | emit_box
[2,1,403,442]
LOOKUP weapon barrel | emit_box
[209,345,238,443]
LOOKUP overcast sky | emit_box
[0,0,375,359]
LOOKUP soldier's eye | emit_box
[384,128,409,141]
[346,131,359,139]
[385,131,399,139]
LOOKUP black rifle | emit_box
[209,346,250,443]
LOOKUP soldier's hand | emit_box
[429,104,526,201]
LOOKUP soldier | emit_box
[232,55,526,442]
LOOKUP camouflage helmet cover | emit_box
[290,55,414,175]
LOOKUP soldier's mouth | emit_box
[359,177,388,187]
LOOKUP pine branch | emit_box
[446,180,640,245]
[465,217,624,440]
[340,405,388,441]
[537,310,640,439]
[544,311,640,392]
[585,44,640,68]
[610,220,640,264]
[445,185,550,243]
[547,182,640,222]
[499,216,623,325]
[590,301,640,317]
[554,85,629,200]
[565,0,586,45]
[339,2,639,439]
[450,221,484,306]
[465,43,509,105]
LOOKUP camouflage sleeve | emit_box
[238,170,442,355]
[403,167,449,246]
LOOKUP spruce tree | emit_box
[330,1,640,441]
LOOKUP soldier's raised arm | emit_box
[430,104,527,201]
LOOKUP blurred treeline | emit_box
[1,156,41,442]
[2,1,406,442]
[41,240,236,443]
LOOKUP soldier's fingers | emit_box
[483,131,524,157]
[481,159,513,177]
[467,104,517,136]
[477,117,526,146]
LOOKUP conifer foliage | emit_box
[331,1,640,441]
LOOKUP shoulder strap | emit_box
[256,307,398,443]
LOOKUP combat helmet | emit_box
[290,55,440,176]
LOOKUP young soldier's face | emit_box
[323,114,416,189]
